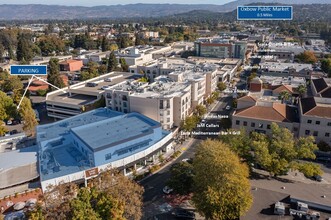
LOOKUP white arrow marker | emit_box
[17,75,66,110]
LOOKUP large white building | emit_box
[105,76,192,129]
[37,108,172,191]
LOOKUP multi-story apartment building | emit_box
[105,76,192,129]
[259,62,313,79]
[298,97,331,144]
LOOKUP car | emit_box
[312,175,323,182]
[86,82,98,87]
[10,130,18,135]
[182,158,190,162]
[104,78,112,82]
[201,119,206,123]
[101,86,110,90]
[172,208,195,219]
[6,120,12,125]
[12,119,21,125]
[163,186,173,194]
[225,105,231,110]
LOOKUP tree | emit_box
[98,64,107,74]
[0,123,7,136]
[1,76,23,92]
[297,84,307,98]
[251,123,320,176]
[297,162,323,178]
[0,91,16,120]
[38,35,65,56]
[119,58,128,72]
[220,128,252,161]
[90,169,144,220]
[48,58,65,91]
[101,36,109,52]
[16,33,33,62]
[217,82,227,91]
[167,161,194,195]
[19,97,38,136]
[296,51,317,64]
[279,90,291,103]
[107,51,118,72]
[181,115,199,132]
[193,139,252,219]
[321,58,331,77]
[195,105,207,118]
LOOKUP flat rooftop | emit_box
[37,108,124,142]
[71,113,160,152]
[0,145,37,171]
[47,72,139,105]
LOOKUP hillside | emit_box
[0,1,328,20]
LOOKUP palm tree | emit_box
[279,90,291,104]
[297,84,307,98]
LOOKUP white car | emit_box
[104,78,112,82]
[182,158,190,162]
[101,86,110,90]
[163,186,173,194]
[225,105,231,110]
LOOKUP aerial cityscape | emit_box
[0,0,331,219]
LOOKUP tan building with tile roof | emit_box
[232,101,299,135]
[298,97,331,144]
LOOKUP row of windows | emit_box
[236,120,271,129]
[307,120,331,126]
[305,130,330,137]
[117,140,151,156]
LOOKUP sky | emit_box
[0,0,235,6]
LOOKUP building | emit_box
[195,39,247,60]
[105,76,192,129]
[46,72,139,120]
[298,97,331,144]
[59,59,83,72]
[311,78,331,98]
[37,108,173,191]
[259,62,313,79]
[0,133,38,189]
[232,99,299,135]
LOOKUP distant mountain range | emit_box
[0,0,329,20]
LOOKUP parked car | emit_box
[163,186,173,194]
[104,78,112,82]
[6,120,12,125]
[86,82,98,87]
[12,119,21,125]
[225,105,231,110]
[312,175,323,182]
[101,86,110,90]
[10,130,18,135]
[172,208,195,219]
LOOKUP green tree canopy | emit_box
[193,139,252,219]
[16,33,34,62]
[48,58,65,90]
[251,123,319,176]
[0,91,16,121]
[107,51,118,72]
[217,82,227,91]
[296,51,318,64]
[181,115,199,132]
[167,161,194,195]
[194,104,207,118]
[19,97,38,136]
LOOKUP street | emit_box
[141,95,232,218]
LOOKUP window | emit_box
[105,153,112,160]
[258,123,263,128]
[307,120,312,124]
[328,122,331,126]
[305,130,310,135]
[236,120,240,125]
[267,124,271,129]
[325,133,330,137]
[167,118,170,123]
[251,122,255,127]
[313,131,318,137]
[243,121,247,126]
[316,121,320,125]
